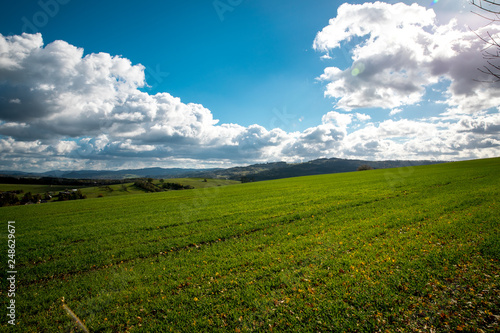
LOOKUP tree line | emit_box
[133,179,194,193]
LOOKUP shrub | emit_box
[134,179,161,192]
[57,190,86,201]
[357,164,374,171]
[0,192,20,207]
[162,182,194,190]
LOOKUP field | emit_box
[0,178,239,201]
[0,184,83,196]
[79,178,239,199]
[0,158,499,332]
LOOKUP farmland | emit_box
[0,178,239,202]
[0,158,499,332]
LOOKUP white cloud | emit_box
[313,2,500,113]
[0,31,498,171]
[389,108,403,116]
[354,113,371,122]
[322,111,352,128]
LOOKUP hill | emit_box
[0,157,444,181]
[189,157,444,181]
[0,158,498,332]
[0,167,218,180]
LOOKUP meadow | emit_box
[0,178,239,201]
[0,158,499,332]
[79,178,239,199]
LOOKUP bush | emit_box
[162,182,194,190]
[57,190,86,201]
[134,179,161,192]
[0,192,20,207]
[357,164,374,171]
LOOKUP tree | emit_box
[21,192,34,204]
[471,0,500,81]
[134,179,161,192]
[357,164,374,171]
[0,192,20,207]
[57,190,86,201]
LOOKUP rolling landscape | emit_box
[0,157,444,181]
[1,0,500,332]
[0,158,499,332]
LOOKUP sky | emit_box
[0,0,499,172]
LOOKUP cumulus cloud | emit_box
[389,108,403,116]
[0,28,498,171]
[313,1,500,113]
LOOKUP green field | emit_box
[0,158,499,332]
[79,178,239,199]
[0,178,240,202]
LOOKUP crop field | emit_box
[79,178,240,199]
[0,158,499,332]
[0,178,239,201]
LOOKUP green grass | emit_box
[154,178,240,189]
[0,158,499,332]
[80,178,239,199]
[0,178,240,201]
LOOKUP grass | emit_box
[80,178,239,199]
[0,178,240,201]
[0,158,499,332]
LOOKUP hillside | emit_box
[191,158,444,181]
[0,157,443,181]
[0,158,498,332]
[0,167,218,180]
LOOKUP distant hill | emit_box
[0,158,445,181]
[0,167,218,180]
[186,158,445,181]
[46,167,214,179]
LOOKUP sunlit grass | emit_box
[0,158,498,332]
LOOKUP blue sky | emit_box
[1,0,342,130]
[0,0,499,171]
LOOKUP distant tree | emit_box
[134,179,162,192]
[0,192,20,207]
[20,192,43,204]
[162,182,194,190]
[357,164,374,171]
[21,192,34,204]
[57,189,86,201]
[203,178,208,183]
[159,179,164,183]
[240,176,255,183]
[147,178,154,183]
